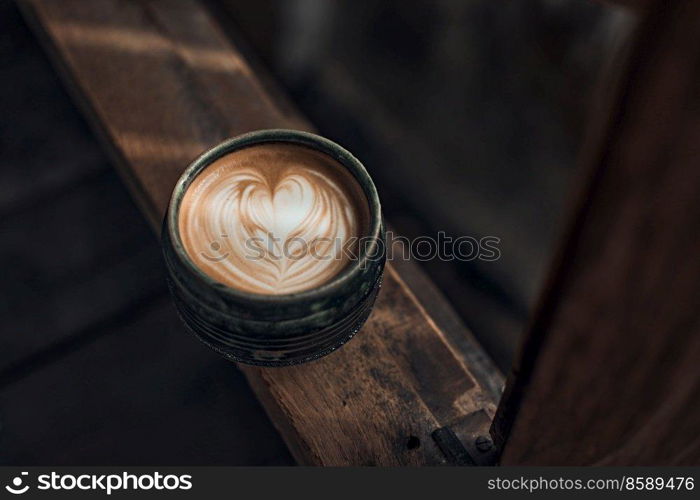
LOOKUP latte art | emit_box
[178,144,369,294]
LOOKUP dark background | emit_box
[0,0,630,464]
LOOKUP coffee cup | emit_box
[162,129,385,366]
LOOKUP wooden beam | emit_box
[493,0,700,465]
[20,0,502,465]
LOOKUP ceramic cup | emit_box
[161,129,385,366]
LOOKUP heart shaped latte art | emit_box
[178,145,367,295]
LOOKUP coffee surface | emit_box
[178,143,369,295]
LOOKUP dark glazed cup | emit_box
[162,129,385,366]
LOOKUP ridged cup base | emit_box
[166,274,382,366]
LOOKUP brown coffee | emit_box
[178,143,369,295]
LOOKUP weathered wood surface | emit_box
[21,0,503,465]
[493,0,700,465]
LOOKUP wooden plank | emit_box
[0,2,289,464]
[493,0,700,465]
[20,0,502,465]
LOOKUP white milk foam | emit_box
[178,144,368,295]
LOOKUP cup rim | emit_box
[166,129,383,305]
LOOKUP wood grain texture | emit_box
[20,0,502,465]
[493,0,700,465]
